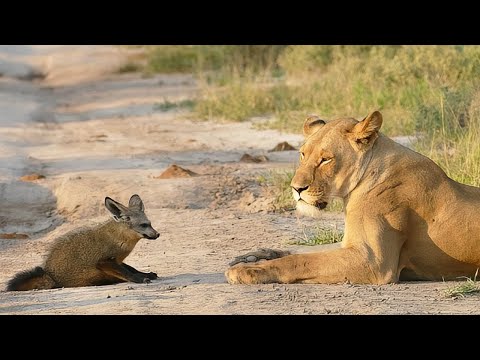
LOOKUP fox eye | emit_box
[140,224,149,228]
[122,216,130,221]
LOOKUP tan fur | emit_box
[226,111,480,284]
[44,220,143,287]
[7,194,159,291]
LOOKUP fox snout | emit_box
[144,230,160,240]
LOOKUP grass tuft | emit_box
[444,269,480,298]
[153,99,196,112]
[257,169,295,212]
[293,225,344,246]
[116,62,143,74]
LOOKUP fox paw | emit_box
[133,274,151,284]
[146,272,158,280]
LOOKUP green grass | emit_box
[414,101,480,187]
[116,62,143,74]
[153,99,196,112]
[140,45,286,75]
[257,169,295,212]
[193,46,480,136]
[445,270,480,298]
[293,225,344,246]
[325,199,344,212]
[139,45,480,187]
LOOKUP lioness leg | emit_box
[226,247,391,285]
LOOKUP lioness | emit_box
[226,111,480,284]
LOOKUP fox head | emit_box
[104,194,160,240]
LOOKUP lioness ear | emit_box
[352,111,383,144]
[303,114,326,137]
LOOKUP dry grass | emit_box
[445,269,480,298]
[257,169,295,212]
[141,45,480,187]
[153,99,195,112]
[292,225,344,246]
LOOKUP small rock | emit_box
[240,153,269,163]
[20,173,45,182]
[268,141,297,152]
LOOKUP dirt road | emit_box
[0,46,477,314]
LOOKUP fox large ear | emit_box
[351,111,383,144]
[303,115,326,137]
[105,197,129,222]
[129,194,144,212]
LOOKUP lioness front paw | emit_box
[225,264,271,284]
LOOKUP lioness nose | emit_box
[292,185,309,194]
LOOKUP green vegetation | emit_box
[258,169,295,212]
[139,45,480,187]
[325,199,343,213]
[445,270,480,298]
[293,225,344,246]
[153,99,195,112]
[115,62,143,74]
[126,45,286,75]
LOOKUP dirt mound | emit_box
[269,141,296,152]
[0,233,29,239]
[20,173,45,182]
[240,154,269,163]
[235,191,275,213]
[155,165,199,179]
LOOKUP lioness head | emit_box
[291,111,383,217]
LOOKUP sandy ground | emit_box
[0,46,478,315]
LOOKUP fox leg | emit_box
[97,258,151,284]
[122,263,158,280]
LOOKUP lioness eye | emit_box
[300,152,305,160]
